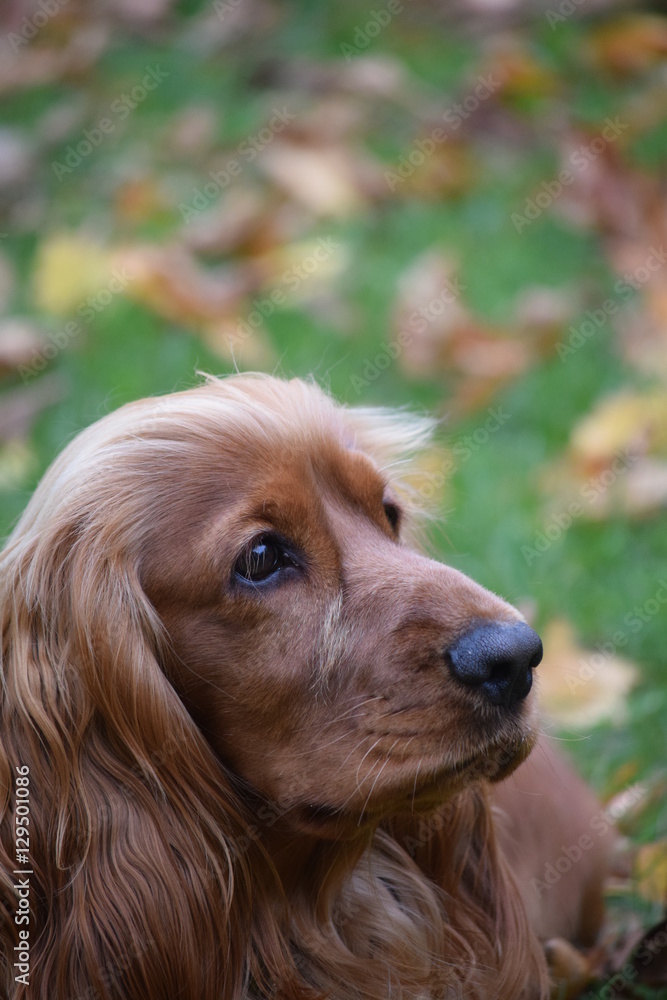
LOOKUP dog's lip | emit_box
[297,733,537,831]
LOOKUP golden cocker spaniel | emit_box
[0,374,611,999]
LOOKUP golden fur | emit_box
[0,374,609,999]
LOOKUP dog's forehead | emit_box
[231,433,389,515]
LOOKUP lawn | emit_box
[1,0,666,994]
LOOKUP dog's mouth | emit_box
[296,732,536,836]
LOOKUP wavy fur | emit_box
[0,374,565,999]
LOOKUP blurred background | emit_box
[0,0,666,984]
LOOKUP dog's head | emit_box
[7,374,541,837]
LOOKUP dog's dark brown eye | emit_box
[383,502,400,532]
[235,536,294,583]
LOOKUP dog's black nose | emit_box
[445,621,542,708]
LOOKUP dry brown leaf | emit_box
[537,619,637,728]
[114,176,171,225]
[588,15,667,78]
[0,128,35,192]
[0,19,110,98]
[616,458,667,517]
[539,391,667,521]
[0,374,67,441]
[616,290,667,381]
[392,251,559,414]
[112,243,255,328]
[393,139,474,200]
[0,319,48,377]
[260,141,370,217]
[162,105,218,158]
[481,40,560,100]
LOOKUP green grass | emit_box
[1,3,666,987]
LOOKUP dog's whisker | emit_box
[358,741,399,825]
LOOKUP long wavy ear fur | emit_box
[0,509,261,999]
[388,785,549,999]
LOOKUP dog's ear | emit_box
[0,513,258,1000]
[340,402,440,541]
[387,786,549,999]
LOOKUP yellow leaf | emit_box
[33,234,111,316]
[635,840,667,904]
[0,440,36,491]
[537,619,637,728]
[258,239,348,305]
[571,391,667,465]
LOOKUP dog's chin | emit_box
[291,729,538,839]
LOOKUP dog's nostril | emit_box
[445,621,542,708]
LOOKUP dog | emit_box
[0,373,611,999]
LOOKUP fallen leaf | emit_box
[392,251,560,415]
[0,374,67,441]
[112,243,254,328]
[0,128,35,191]
[634,841,667,905]
[0,319,48,378]
[113,176,170,225]
[392,138,474,200]
[0,440,36,491]
[571,391,667,466]
[537,619,637,728]
[588,15,667,77]
[33,233,112,316]
[481,39,560,101]
[260,141,370,217]
[200,316,274,368]
[256,237,349,305]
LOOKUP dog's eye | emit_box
[235,536,294,583]
[383,502,400,532]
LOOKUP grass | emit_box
[1,1,666,989]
